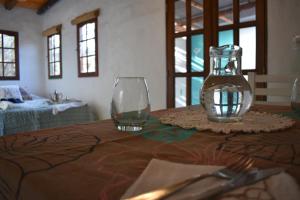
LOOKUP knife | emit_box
[179,167,283,200]
[125,168,283,200]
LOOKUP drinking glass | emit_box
[111,77,150,132]
[291,78,300,113]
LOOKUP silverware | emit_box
[125,156,253,200]
[181,167,283,200]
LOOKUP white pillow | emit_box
[0,85,23,101]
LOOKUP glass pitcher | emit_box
[200,45,253,122]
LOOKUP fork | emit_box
[125,155,254,200]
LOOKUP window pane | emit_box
[3,34,15,48]
[191,0,204,30]
[191,34,204,72]
[80,57,88,73]
[49,36,54,49]
[4,49,15,62]
[0,63,3,76]
[50,63,55,76]
[0,49,2,62]
[191,77,204,105]
[175,37,187,73]
[0,34,2,47]
[87,22,95,39]
[55,63,61,75]
[55,49,60,62]
[175,77,186,108]
[80,24,87,41]
[240,0,256,23]
[4,63,15,77]
[218,30,234,46]
[87,39,95,56]
[49,49,54,62]
[87,56,96,73]
[219,0,233,26]
[239,27,256,70]
[175,0,186,33]
[54,34,60,48]
[80,41,87,57]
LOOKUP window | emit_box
[0,30,19,80]
[48,32,62,78]
[77,19,98,77]
[166,0,267,108]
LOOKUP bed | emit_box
[0,86,96,136]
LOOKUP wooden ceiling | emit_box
[0,0,59,14]
[0,0,47,9]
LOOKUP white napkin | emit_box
[122,159,300,200]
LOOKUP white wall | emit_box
[268,0,300,75]
[41,0,166,119]
[0,7,45,95]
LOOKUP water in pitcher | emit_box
[201,75,252,122]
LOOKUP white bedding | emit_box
[1,98,86,115]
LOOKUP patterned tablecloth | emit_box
[0,105,299,200]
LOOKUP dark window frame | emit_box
[166,0,267,108]
[0,30,19,80]
[76,18,99,77]
[47,31,62,79]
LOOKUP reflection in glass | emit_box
[88,56,96,72]
[175,0,186,33]
[240,0,256,23]
[0,49,2,62]
[192,77,204,105]
[3,34,14,48]
[50,63,54,76]
[55,49,60,61]
[4,49,15,62]
[49,50,54,62]
[239,27,256,70]
[87,22,95,39]
[87,39,95,56]
[80,57,87,73]
[175,77,186,108]
[175,37,187,73]
[191,0,204,30]
[0,34,2,47]
[54,34,60,48]
[49,36,53,49]
[55,63,61,75]
[80,24,87,41]
[80,41,87,57]
[4,63,15,77]
[191,34,204,72]
[0,64,2,76]
[218,30,234,46]
[219,0,233,26]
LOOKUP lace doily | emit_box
[160,108,295,134]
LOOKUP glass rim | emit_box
[210,45,242,57]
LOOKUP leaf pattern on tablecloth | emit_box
[0,130,100,200]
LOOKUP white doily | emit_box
[160,108,295,134]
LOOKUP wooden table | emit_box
[0,105,299,200]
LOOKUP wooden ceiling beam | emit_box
[37,0,60,15]
[4,0,17,10]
